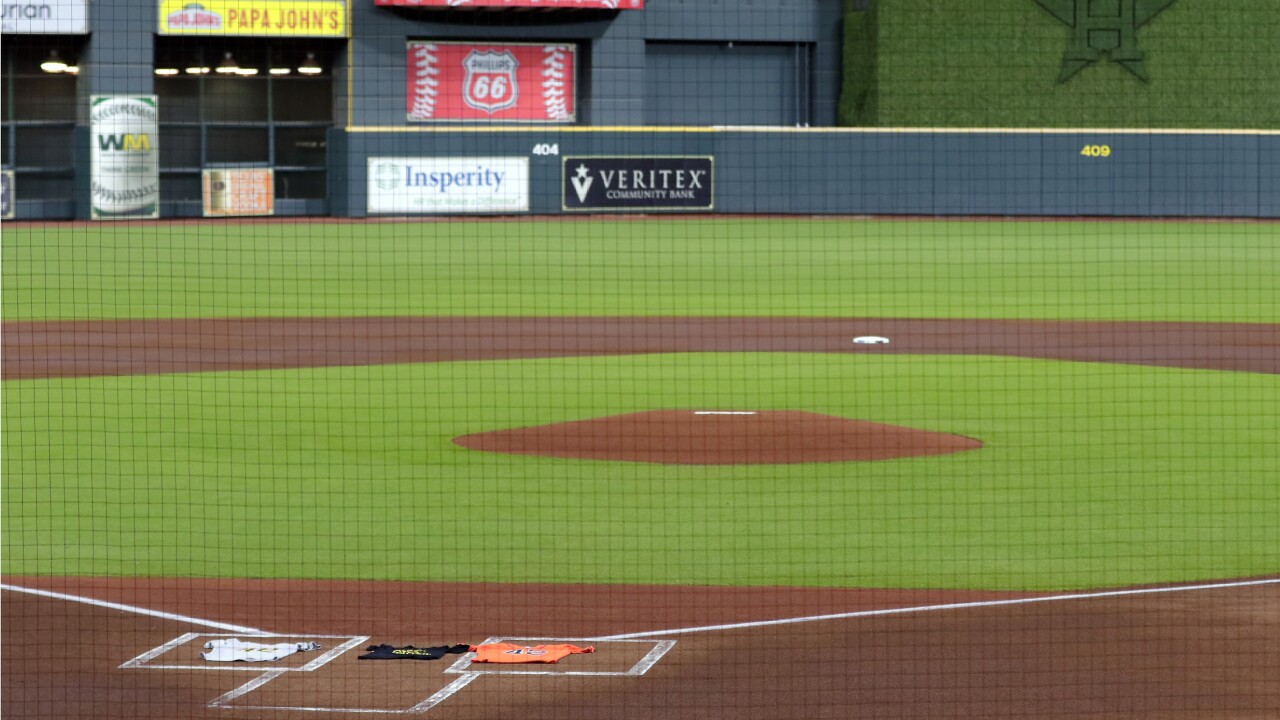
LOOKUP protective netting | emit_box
[2,1,1278,718]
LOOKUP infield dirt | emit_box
[453,409,983,464]
[4,316,1277,380]
[4,575,1278,719]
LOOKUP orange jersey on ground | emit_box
[470,643,595,664]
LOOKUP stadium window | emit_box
[153,39,335,212]
[1,37,80,211]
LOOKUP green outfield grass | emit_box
[3,218,1277,322]
[4,353,1277,590]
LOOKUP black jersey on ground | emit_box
[359,644,471,660]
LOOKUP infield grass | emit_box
[4,353,1277,590]
[3,218,1277,322]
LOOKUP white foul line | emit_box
[595,577,1280,641]
[1,583,270,634]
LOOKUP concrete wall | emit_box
[334,129,1279,219]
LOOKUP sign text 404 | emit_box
[1080,144,1112,158]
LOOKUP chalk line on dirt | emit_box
[594,577,1280,640]
[1,583,270,634]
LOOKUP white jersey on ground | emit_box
[200,638,322,662]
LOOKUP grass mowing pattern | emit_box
[3,218,1277,322]
[873,0,1280,129]
[4,353,1277,590]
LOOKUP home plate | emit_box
[853,336,890,345]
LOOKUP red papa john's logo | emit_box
[462,50,519,114]
[166,3,223,29]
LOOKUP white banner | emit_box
[1,0,88,33]
[91,96,160,220]
[367,157,529,214]
[1,170,13,220]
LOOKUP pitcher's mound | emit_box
[453,410,982,465]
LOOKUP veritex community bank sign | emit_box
[563,157,714,212]
[1,0,88,33]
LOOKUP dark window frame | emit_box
[154,40,335,201]
[1,37,80,202]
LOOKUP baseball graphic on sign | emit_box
[407,41,576,122]
[90,95,160,219]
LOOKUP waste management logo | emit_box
[90,96,159,220]
[563,157,713,212]
[1034,0,1177,82]
[367,157,529,214]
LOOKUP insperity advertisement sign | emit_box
[367,157,529,215]
[563,157,714,212]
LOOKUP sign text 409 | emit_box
[1080,144,1112,158]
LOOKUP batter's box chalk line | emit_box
[213,636,677,715]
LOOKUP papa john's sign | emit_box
[159,0,347,36]
[407,42,576,123]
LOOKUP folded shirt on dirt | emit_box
[200,638,323,662]
[470,643,594,664]
[359,644,472,660]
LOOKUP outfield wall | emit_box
[334,129,1280,219]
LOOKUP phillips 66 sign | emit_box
[407,41,576,123]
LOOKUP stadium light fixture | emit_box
[40,49,67,73]
[269,67,291,75]
[215,51,239,74]
[298,52,322,75]
[155,68,180,76]
[235,67,260,76]
[185,66,211,75]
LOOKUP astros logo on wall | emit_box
[462,50,520,114]
[1034,0,1177,82]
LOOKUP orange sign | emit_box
[202,168,274,216]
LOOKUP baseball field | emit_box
[3,216,1279,717]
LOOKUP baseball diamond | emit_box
[3,214,1278,718]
